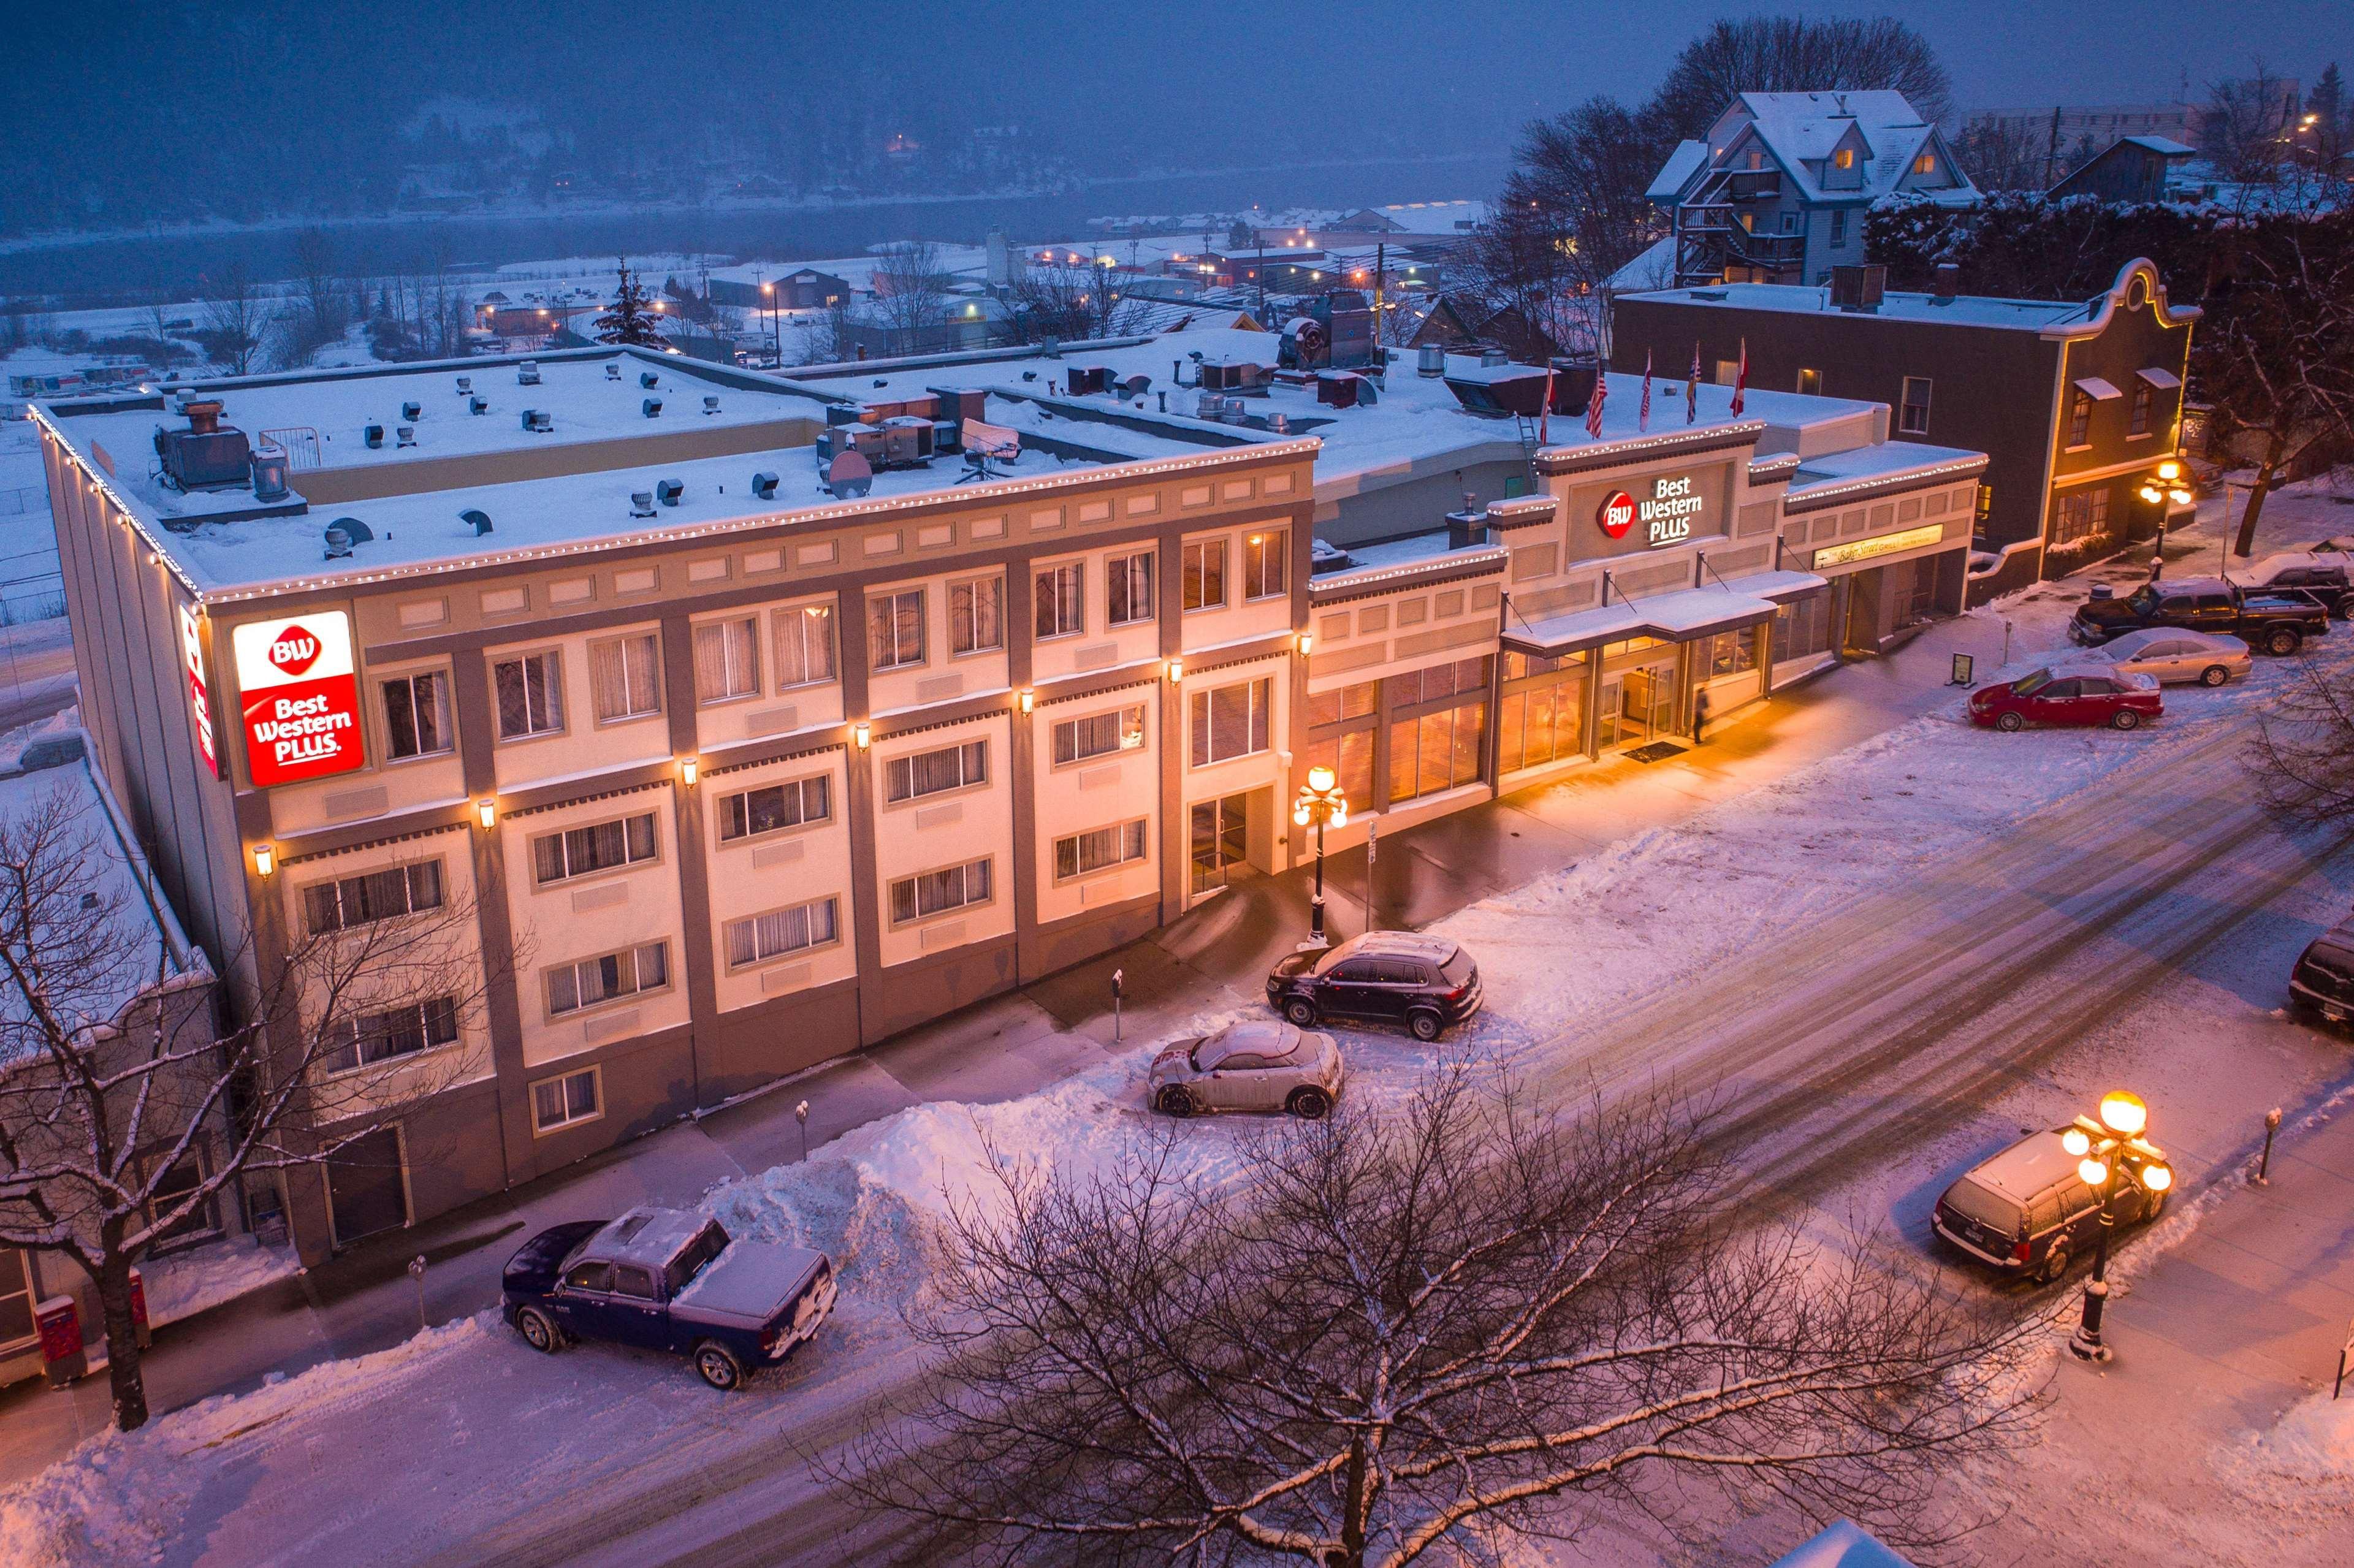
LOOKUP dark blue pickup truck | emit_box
[501,1206,836,1389]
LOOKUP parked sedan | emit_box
[1968,666,2162,732]
[2289,916,2354,1026]
[2068,627,2251,687]
[502,1206,835,1390]
[1933,1125,2167,1284]
[1149,1020,1344,1119]
[1266,931,1484,1041]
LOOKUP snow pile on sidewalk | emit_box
[2249,1392,2354,1482]
[140,1239,299,1330]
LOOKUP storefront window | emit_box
[1703,625,1759,678]
[1301,731,1374,810]
[1499,648,1589,773]
[2053,489,2110,546]
[1774,593,1834,663]
[1895,557,1939,626]
[1387,657,1491,805]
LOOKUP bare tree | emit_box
[0,785,497,1431]
[2198,211,2354,555]
[1007,257,1137,344]
[1954,113,2054,192]
[1488,94,1674,357]
[1648,17,1954,141]
[280,227,352,365]
[195,268,277,376]
[2201,62,2300,189]
[2247,658,2354,826]
[871,240,953,357]
[1458,203,1592,359]
[838,1067,2040,1567]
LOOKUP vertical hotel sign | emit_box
[230,612,367,787]
[178,606,221,778]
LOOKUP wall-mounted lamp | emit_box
[853,721,872,750]
[679,756,699,787]
[1165,657,1184,683]
[1295,631,1314,657]
[476,797,498,830]
[251,843,276,878]
[1018,687,1035,714]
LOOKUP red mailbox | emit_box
[129,1266,151,1349]
[36,1296,85,1386]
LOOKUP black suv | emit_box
[2069,576,2329,656]
[2290,916,2354,1026]
[1932,1126,2166,1284]
[1267,932,1482,1041]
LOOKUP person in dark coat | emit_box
[1691,687,1710,745]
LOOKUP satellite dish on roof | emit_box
[825,450,874,499]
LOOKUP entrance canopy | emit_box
[1504,571,1825,657]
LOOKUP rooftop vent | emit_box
[1829,264,1886,313]
[322,517,375,558]
[703,395,722,416]
[1479,348,1509,368]
[1065,365,1107,396]
[159,405,254,492]
[470,395,490,416]
[251,444,291,502]
[517,360,542,386]
[1447,495,1490,551]
[396,425,417,447]
[1442,362,1552,419]
[1931,262,1961,302]
[1417,343,1446,378]
[522,408,552,433]
[401,400,422,422]
[364,423,385,449]
[655,478,684,506]
[460,508,493,536]
[183,398,224,433]
[630,491,657,518]
[639,371,659,389]
[751,471,779,500]
[455,376,473,395]
[605,363,622,381]
[642,397,663,419]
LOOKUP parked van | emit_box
[1932,1127,2166,1284]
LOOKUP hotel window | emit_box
[2052,489,2110,546]
[886,739,987,802]
[2068,389,2093,448]
[1053,704,1146,765]
[2129,382,2153,438]
[1899,376,1932,436]
[868,588,926,671]
[1797,368,1823,396]
[889,857,993,924]
[546,942,669,1018]
[1034,561,1084,640]
[381,670,452,760]
[692,616,760,704]
[1830,209,1848,246]
[589,632,662,722]
[493,650,564,740]
[1388,657,1491,804]
[718,775,829,840]
[1189,676,1272,766]
[1497,652,1587,774]
[303,860,444,936]
[1301,680,1378,807]
[951,576,1004,655]
[1183,538,1227,611]
[1244,528,1289,600]
[1703,624,1761,677]
[323,996,458,1075]
[533,811,658,885]
[1773,592,1834,663]
[1055,818,1149,881]
[723,897,839,968]
[531,1067,602,1133]
[1107,549,1155,625]
[772,603,838,689]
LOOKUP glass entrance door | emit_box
[1599,659,1680,749]
[1189,793,1251,894]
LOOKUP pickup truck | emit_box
[2068,576,2329,656]
[502,1206,836,1390]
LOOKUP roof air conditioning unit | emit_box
[655,478,684,506]
[461,508,493,536]
[629,492,657,518]
[1829,264,1886,313]
[643,398,663,419]
[517,360,541,385]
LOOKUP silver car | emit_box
[2071,626,2251,687]
[1148,1021,1344,1119]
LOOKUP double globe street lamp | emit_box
[2138,459,2195,579]
[2065,1089,2174,1364]
[1292,764,1349,951]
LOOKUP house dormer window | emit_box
[1913,152,1935,175]
[1746,150,1764,170]
[1834,148,1856,170]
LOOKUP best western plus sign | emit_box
[231,611,367,786]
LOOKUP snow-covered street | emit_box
[9,487,2354,1567]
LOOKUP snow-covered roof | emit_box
[1788,439,1987,500]
[1624,256,2200,340]
[1351,200,1489,235]
[1608,236,1678,295]
[1767,1519,1916,1568]
[2118,134,2197,157]
[1655,91,1979,211]
[1648,142,1708,201]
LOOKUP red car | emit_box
[1969,666,2162,732]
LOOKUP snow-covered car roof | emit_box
[1198,1021,1303,1068]
[2078,627,2246,656]
[1315,931,1459,972]
[2035,663,2160,690]
[590,1206,719,1271]
[1964,1128,2079,1204]
[2240,551,2349,582]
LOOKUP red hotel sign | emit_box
[178,606,221,778]
[231,611,367,787]
[1597,490,1636,539]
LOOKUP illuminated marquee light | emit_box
[178,604,221,778]
[230,611,368,787]
[1811,523,1948,571]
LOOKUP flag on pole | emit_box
[1729,337,1748,416]
[1585,365,1609,440]
[1639,349,1652,432]
[1687,341,1700,424]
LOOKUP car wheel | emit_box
[2037,1242,2071,1285]
[2143,1190,2166,1224]
[1282,997,1319,1027]
[514,1306,563,1354]
[2268,627,2302,655]
[1995,710,2026,733]
[693,1341,745,1391]
[1156,1086,1197,1118]
[1286,1086,1331,1120]
[1407,1010,1444,1043]
[2200,664,2231,687]
[2109,708,2142,731]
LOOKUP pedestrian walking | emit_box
[1691,687,1710,745]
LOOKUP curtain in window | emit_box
[693,618,758,702]
[774,606,836,687]
[592,635,660,721]
[953,579,1004,653]
[1108,552,1153,624]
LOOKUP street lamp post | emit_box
[2066,1089,2174,1364]
[2139,459,2194,581]
[1292,764,1349,951]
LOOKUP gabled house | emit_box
[1647,91,1979,287]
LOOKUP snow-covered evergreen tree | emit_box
[595,259,665,347]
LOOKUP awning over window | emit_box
[2074,376,2124,401]
[2136,366,2182,390]
[1503,577,1819,657]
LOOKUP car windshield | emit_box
[665,1221,731,1295]
[2011,669,2054,695]
[1440,950,1477,986]
[2127,585,2161,614]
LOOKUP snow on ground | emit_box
[7,482,2354,1566]
[138,1242,299,1333]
